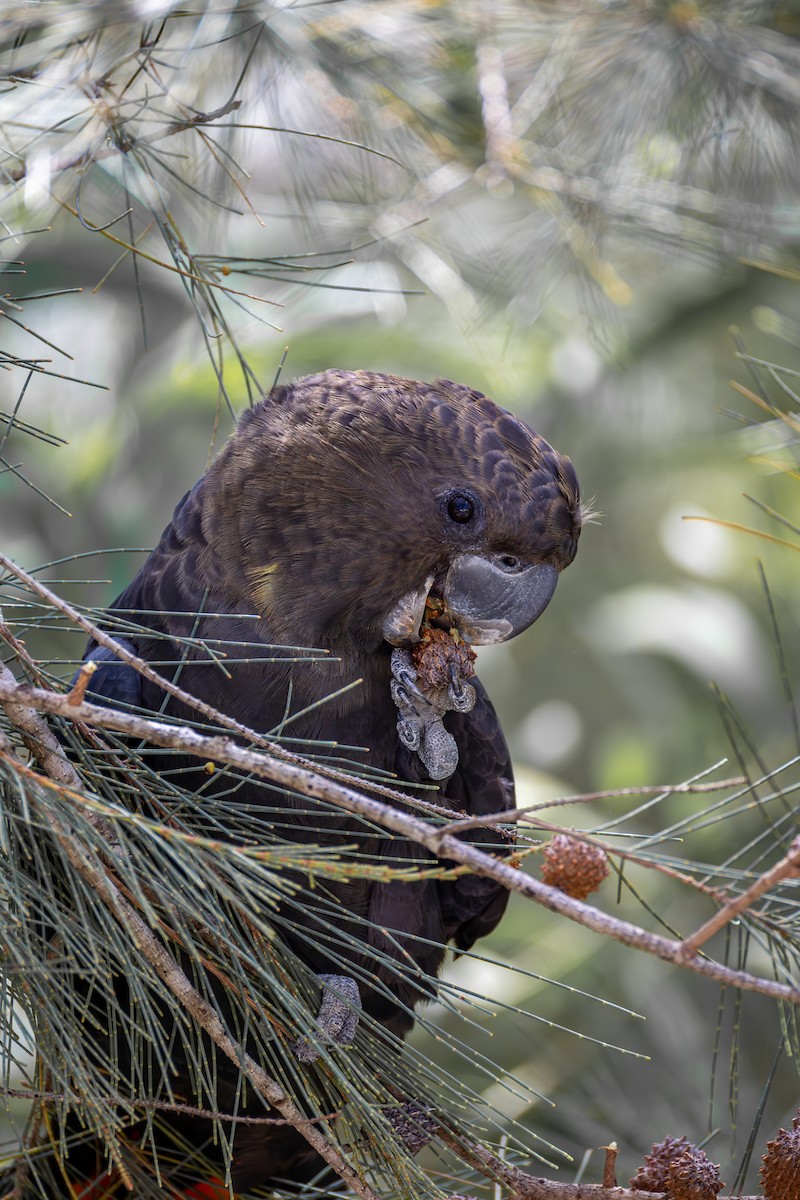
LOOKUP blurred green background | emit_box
[2,3,800,1192]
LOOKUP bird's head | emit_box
[213,370,582,652]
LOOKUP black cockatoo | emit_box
[76,369,582,1193]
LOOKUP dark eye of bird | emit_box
[447,493,475,524]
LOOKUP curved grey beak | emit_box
[444,554,559,645]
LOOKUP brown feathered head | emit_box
[203,369,582,649]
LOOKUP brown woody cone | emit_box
[412,626,475,693]
[630,1136,693,1191]
[760,1110,800,1200]
[540,833,610,900]
[664,1147,723,1199]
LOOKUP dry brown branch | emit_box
[1,676,797,1008]
[679,834,800,958]
[602,1143,617,1189]
[0,552,557,870]
[0,618,51,687]
[57,838,376,1198]
[436,1126,765,1200]
[0,551,757,849]
[437,777,747,831]
[65,660,97,706]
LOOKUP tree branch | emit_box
[436,777,747,833]
[679,834,800,958]
[436,1125,764,1200]
[1,675,798,1008]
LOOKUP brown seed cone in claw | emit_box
[664,1147,724,1199]
[411,625,476,693]
[629,1135,694,1192]
[540,833,610,901]
[760,1110,800,1200]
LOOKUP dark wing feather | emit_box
[437,679,515,952]
[80,486,233,718]
[79,639,142,710]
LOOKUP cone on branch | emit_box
[760,1109,800,1200]
[664,1147,723,1200]
[540,833,610,901]
[630,1135,723,1198]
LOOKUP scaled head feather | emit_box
[203,369,581,649]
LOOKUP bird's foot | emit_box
[384,1100,438,1155]
[390,648,471,780]
[293,973,361,1064]
[391,661,429,706]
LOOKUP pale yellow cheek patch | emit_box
[248,563,279,615]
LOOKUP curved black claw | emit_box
[447,663,476,713]
[397,716,421,751]
[293,973,361,1064]
[396,666,428,704]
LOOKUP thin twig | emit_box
[0,551,292,750]
[0,613,54,686]
[437,778,747,832]
[682,515,800,553]
[6,100,243,184]
[601,1143,617,1189]
[0,1087,341,1127]
[1,676,799,1008]
[57,202,283,308]
[454,815,736,907]
[680,835,800,959]
[0,559,747,857]
[66,660,97,706]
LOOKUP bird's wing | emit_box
[78,486,240,718]
[437,678,516,952]
[79,639,142,710]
